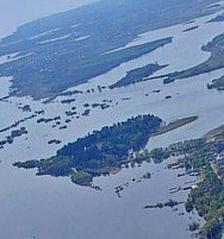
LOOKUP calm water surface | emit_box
[0,6,224,239]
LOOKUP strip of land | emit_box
[182,26,199,32]
[153,116,198,136]
[146,33,224,85]
[109,63,168,89]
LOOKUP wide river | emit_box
[0,4,224,239]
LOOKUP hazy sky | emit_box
[0,0,97,38]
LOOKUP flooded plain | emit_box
[0,7,224,239]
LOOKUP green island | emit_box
[149,127,224,239]
[109,63,168,89]
[14,114,162,186]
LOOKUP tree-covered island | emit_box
[14,114,162,186]
[14,115,224,238]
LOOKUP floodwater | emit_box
[0,6,224,239]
